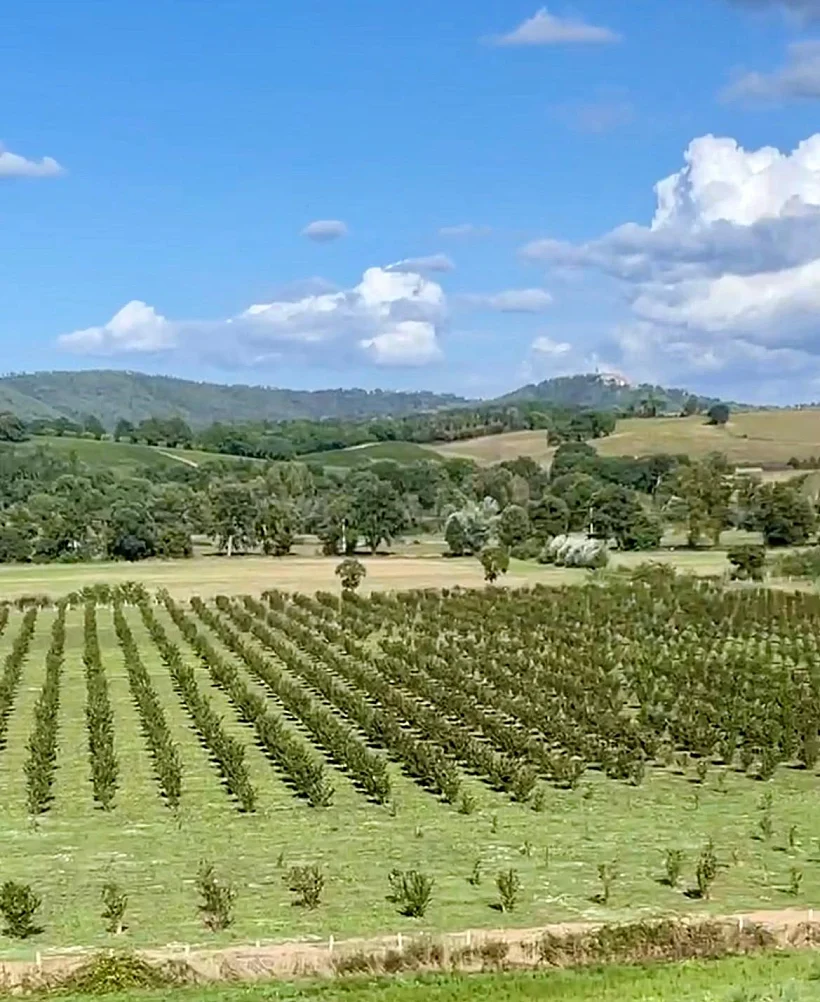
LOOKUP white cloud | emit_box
[360,321,443,365]
[301,219,348,242]
[58,267,447,369]
[438,223,492,239]
[387,253,455,273]
[58,301,177,353]
[532,335,572,356]
[723,41,820,102]
[491,7,621,46]
[0,144,63,178]
[521,133,820,392]
[461,288,553,312]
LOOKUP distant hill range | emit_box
[498,373,728,412]
[0,371,468,428]
[0,369,735,429]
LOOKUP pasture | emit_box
[0,580,817,962]
[431,410,820,468]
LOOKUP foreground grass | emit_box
[36,952,820,1001]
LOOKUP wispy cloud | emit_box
[301,219,348,242]
[729,0,820,22]
[722,41,820,102]
[490,7,621,46]
[387,253,455,274]
[550,95,634,133]
[438,223,492,239]
[0,144,64,179]
[461,289,553,312]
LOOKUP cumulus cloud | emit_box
[461,288,553,312]
[58,267,447,368]
[723,41,820,102]
[438,223,492,239]
[490,7,621,46]
[0,144,63,178]
[58,301,177,353]
[301,219,348,242]
[387,253,455,273]
[521,133,820,392]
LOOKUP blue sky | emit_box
[4,0,820,401]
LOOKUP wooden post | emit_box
[328,935,334,954]
[397,932,403,951]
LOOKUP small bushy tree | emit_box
[388,869,434,918]
[479,544,510,583]
[101,881,128,934]
[196,861,236,931]
[496,869,522,912]
[727,544,766,581]
[286,865,324,909]
[0,882,41,939]
[695,840,718,899]
[335,558,366,594]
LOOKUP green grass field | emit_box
[39,952,820,1002]
[0,584,818,967]
[300,442,442,467]
[16,436,260,473]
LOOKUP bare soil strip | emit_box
[3,907,818,988]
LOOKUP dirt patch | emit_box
[2,908,819,989]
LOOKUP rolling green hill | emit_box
[11,435,260,473]
[0,370,467,428]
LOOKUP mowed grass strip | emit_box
[0,610,50,814]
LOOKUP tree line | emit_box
[0,422,815,566]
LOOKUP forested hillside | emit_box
[0,371,467,427]
[0,369,738,430]
[500,373,728,414]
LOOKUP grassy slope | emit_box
[301,442,442,467]
[46,953,820,1002]
[1,601,820,959]
[16,436,260,472]
[431,410,820,467]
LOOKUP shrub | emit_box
[772,547,820,580]
[544,534,608,569]
[664,848,684,888]
[597,862,618,905]
[0,881,41,938]
[101,881,128,934]
[727,544,766,581]
[51,952,190,993]
[695,840,718,900]
[388,868,434,918]
[496,869,522,912]
[286,864,324,909]
[195,861,236,931]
